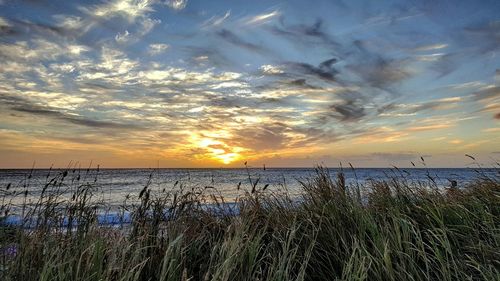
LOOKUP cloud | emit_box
[78,46,138,80]
[115,30,131,43]
[0,93,139,130]
[164,0,187,10]
[371,152,418,162]
[216,29,267,53]
[348,55,410,88]
[353,128,409,144]
[113,18,161,45]
[1,0,498,167]
[482,127,500,133]
[269,18,339,48]
[83,0,155,22]
[0,17,7,26]
[184,46,231,67]
[53,15,87,31]
[428,52,462,78]
[148,43,169,55]
[5,19,66,37]
[286,79,321,90]
[448,139,463,145]
[413,43,448,51]
[139,17,161,35]
[463,20,500,53]
[284,58,339,81]
[0,39,89,63]
[406,124,452,132]
[201,10,231,28]
[231,123,290,151]
[330,99,366,122]
[398,97,462,115]
[472,86,499,101]
[243,10,280,26]
[0,16,13,35]
[260,64,283,74]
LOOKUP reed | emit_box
[0,166,498,280]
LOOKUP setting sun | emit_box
[189,134,244,164]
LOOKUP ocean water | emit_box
[0,168,497,209]
[0,168,497,226]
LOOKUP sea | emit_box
[0,167,497,207]
[0,168,497,226]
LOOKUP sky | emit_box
[0,0,499,168]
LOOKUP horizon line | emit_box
[0,166,493,170]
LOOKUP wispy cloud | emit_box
[413,43,448,52]
[148,43,169,55]
[201,10,230,28]
[164,0,188,11]
[269,18,338,48]
[115,30,131,43]
[83,0,155,22]
[216,29,268,53]
[407,124,452,132]
[472,85,499,101]
[243,10,280,26]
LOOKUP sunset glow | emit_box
[0,0,498,168]
[189,133,245,164]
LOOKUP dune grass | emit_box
[0,167,499,280]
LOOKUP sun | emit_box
[214,152,240,164]
[190,134,244,165]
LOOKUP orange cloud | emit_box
[407,124,452,132]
